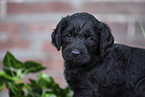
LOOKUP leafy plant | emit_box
[0,52,72,97]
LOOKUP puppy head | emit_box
[51,12,114,64]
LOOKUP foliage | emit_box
[0,52,72,97]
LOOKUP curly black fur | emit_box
[51,12,145,97]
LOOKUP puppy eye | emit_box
[87,37,94,41]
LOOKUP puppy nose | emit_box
[72,49,80,57]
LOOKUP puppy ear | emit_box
[51,18,67,51]
[99,22,114,57]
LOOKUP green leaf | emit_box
[29,73,52,87]
[36,73,67,97]
[28,79,38,89]
[37,73,50,81]
[28,73,72,97]
[3,68,17,77]
[0,81,4,93]
[7,83,25,97]
[27,79,43,96]
[63,87,73,97]
[1,52,72,97]
[3,52,24,69]
[27,87,42,97]
[36,73,55,88]
[5,82,15,94]
[26,80,42,97]
[23,61,46,74]
[0,71,15,82]
[41,93,57,97]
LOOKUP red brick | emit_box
[0,23,29,50]
[107,22,128,35]
[25,23,55,32]
[1,87,8,93]
[0,38,29,50]
[21,53,64,70]
[0,3,1,14]
[105,22,145,48]
[118,39,145,48]
[25,23,40,32]
[0,23,20,35]
[53,77,63,86]
[42,58,64,70]
[83,2,145,14]
[7,2,71,14]
[129,40,145,48]
[104,22,128,43]
[42,42,58,53]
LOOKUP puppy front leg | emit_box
[70,80,101,97]
[72,87,102,97]
[73,90,93,97]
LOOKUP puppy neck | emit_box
[64,55,103,71]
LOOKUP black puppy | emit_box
[51,12,145,97]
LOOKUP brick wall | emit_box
[0,0,145,96]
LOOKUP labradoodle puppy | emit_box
[51,12,145,97]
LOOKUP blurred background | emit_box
[0,0,145,96]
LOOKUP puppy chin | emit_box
[62,54,91,65]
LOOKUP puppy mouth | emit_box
[72,56,90,64]
[65,57,90,64]
[62,51,90,64]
